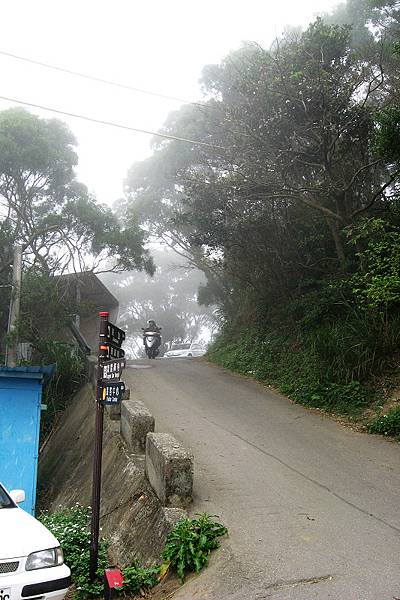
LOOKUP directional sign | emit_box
[101,381,126,405]
[101,358,126,381]
[102,343,125,359]
[101,321,126,347]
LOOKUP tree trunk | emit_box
[6,245,22,367]
[327,218,346,268]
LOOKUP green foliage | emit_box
[0,107,152,276]
[367,405,400,438]
[20,271,76,340]
[208,312,400,417]
[39,505,109,600]
[348,219,400,311]
[40,507,227,598]
[36,340,86,442]
[162,514,228,582]
[13,272,87,444]
[39,507,161,598]
[374,106,400,164]
[119,563,160,596]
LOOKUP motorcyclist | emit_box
[143,320,162,350]
[144,319,161,334]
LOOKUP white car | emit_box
[164,343,206,358]
[0,483,71,600]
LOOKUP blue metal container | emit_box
[0,366,54,514]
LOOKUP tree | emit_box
[0,108,153,276]
[125,17,400,319]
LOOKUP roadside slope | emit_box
[125,358,400,599]
[39,384,178,565]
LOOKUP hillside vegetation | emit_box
[125,0,400,435]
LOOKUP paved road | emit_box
[125,358,400,599]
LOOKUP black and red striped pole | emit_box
[89,311,109,581]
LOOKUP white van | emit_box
[0,483,71,600]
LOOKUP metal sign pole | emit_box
[89,311,109,581]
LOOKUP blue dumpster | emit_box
[0,366,54,514]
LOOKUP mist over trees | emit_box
[101,247,217,357]
[124,0,400,419]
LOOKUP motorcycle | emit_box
[142,328,162,359]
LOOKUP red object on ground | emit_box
[104,568,124,600]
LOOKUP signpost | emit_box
[102,381,126,405]
[104,343,125,360]
[101,358,126,381]
[89,312,126,581]
[102,322,126,347]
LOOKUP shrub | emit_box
[36,340,86,443]
[39,504,108,599]
[367,406,400,438]
[208,319,380,417]
[40,507,228,597]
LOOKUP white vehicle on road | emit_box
[0,483,71,600]
[164,342,206,359]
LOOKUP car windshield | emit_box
[0,485,14,509]
[172,344,191,350]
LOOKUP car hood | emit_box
[166,350,187,356]
[0,507,59,559]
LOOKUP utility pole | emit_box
[6,245,22,367]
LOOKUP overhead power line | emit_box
[0,94,226,150]
[0,49,205,107]
[0,49,250,140]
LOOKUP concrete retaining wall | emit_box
[117,394,194,506]
[121,399,155,453]
[101,379,194,507]
[39,363,194,562]
[38,384,185,565]
[145,432,193,508]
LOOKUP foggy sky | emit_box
[0,0,340,206]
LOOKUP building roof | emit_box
[0,365,55,383]
[56,271,119,311]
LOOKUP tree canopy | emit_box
[125,13,399,317]
[0,108,153,357]
[0,108,153,277]
[122,2,400,422]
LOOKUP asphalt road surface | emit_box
[125,358,400,599]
